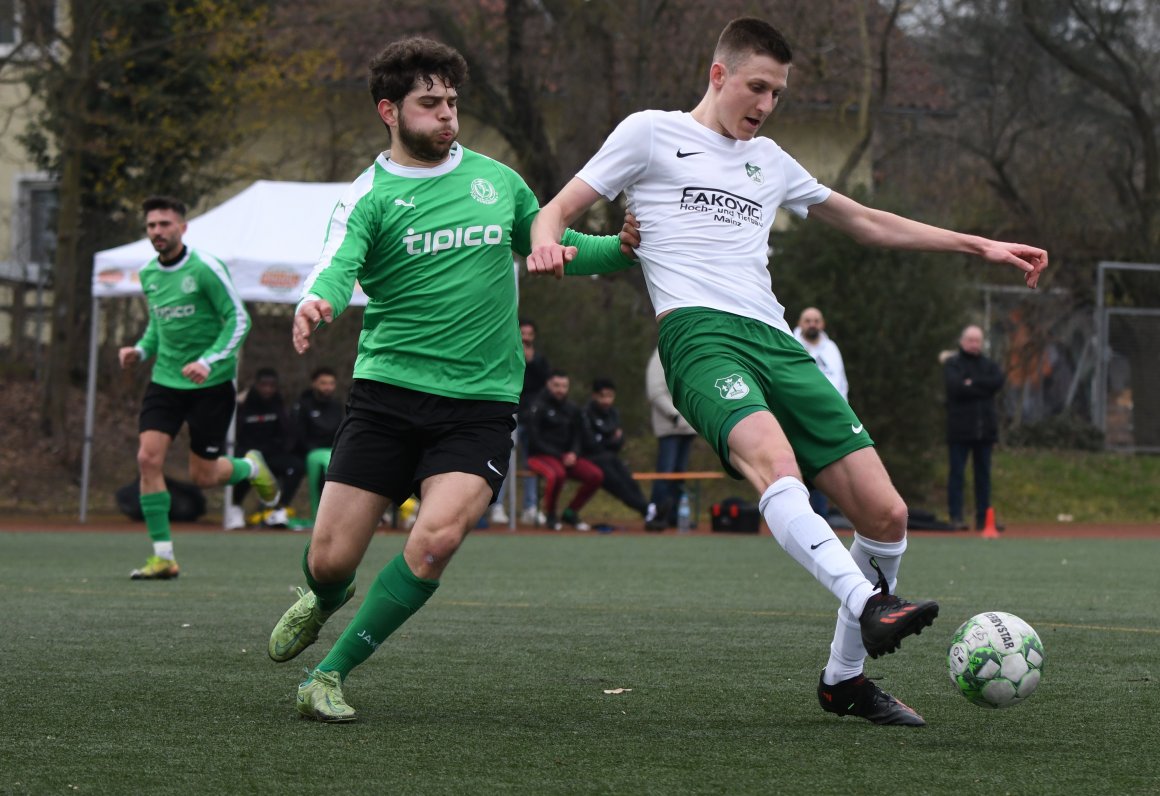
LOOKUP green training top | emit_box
[134,247,251,390]
[302,144,634,403]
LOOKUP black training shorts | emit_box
[138,380,236,460]
[326,379,517,505]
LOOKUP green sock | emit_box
[316,553,439,679]
[139,490,172,543]
[226,457,252,485]
[305,448,330,518]
[302,543,355,613]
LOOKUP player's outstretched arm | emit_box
[292,298,334,355]
[528,178,605,280]
[809,191,1049,288]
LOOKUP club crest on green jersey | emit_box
[745,163,764,185]
[715,374,750,399]
[470,178,499,205]
[181,276,197,293]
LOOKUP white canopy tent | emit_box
[80,180,365,521]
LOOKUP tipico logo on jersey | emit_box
[470,178,499,205]
[154,303,196,320]
[745,162,764,185]
[678,186,763,229]
[181,276,197,294]
[403,225,505,256]
[715,374,750,400]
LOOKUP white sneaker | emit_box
[225,504,246,530]
[264,507,289,528]
[489,504,510,525]
[574,520,591,532]
[644,503,658,523]
[520,507,545,526]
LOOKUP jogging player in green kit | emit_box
[119,196,281,580]
[529,18,1048,726]
[266,37,636,722]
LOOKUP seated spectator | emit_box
[292,366,344,521]
[229,368,305,529]
[581,377,658,526]
[526,370,603,531]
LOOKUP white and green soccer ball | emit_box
[947,611,1044,708]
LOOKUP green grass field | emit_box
[2,530,1157,795]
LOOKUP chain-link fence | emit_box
[1094,262,1160,453]
[976,283,1094,435]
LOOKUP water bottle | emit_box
[676,493,691,533]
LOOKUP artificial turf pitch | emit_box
[2,529,1157,795]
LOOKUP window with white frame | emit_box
[0,0,56,54]
[18,178,58,270]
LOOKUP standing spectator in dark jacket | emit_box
[231,368,305,527]
[581,378,658,525]
[944,325,1005,530]
[293,367,344,521]
[527,370,603,531]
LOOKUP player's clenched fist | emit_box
[293,299,334,354]
[118,346,141,369]
[526,243,577,280]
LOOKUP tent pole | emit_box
[79,295,101,523]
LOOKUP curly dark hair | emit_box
[368,36,468,107]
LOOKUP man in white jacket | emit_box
[645,348,698,530]
[793,307,847,400]
[793,307,848,523]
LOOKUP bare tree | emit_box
[2,0,279,450]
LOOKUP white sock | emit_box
[823,532,908,685]
[850,531,906,592]
[153,541,175,560]
[759,477,874,617]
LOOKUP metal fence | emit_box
[977,283,1093,431]
[1094,262,1160,453]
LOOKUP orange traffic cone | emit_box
[980,507,1000,539]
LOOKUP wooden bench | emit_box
[513,468,726,525]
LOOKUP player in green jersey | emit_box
[119,196,280,580]
[267,37,638,723]
[528,18,1048,726]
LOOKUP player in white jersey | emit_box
[529,17,1048,726]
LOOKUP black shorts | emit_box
[139,381,236,460]
[327,379,517,505]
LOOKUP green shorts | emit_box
[657,307,874,481]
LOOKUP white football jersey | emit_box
[577,110,830,333]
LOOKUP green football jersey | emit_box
[303,144,631,403]
[135,247,251,389]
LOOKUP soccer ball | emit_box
[947,611,1044,708]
